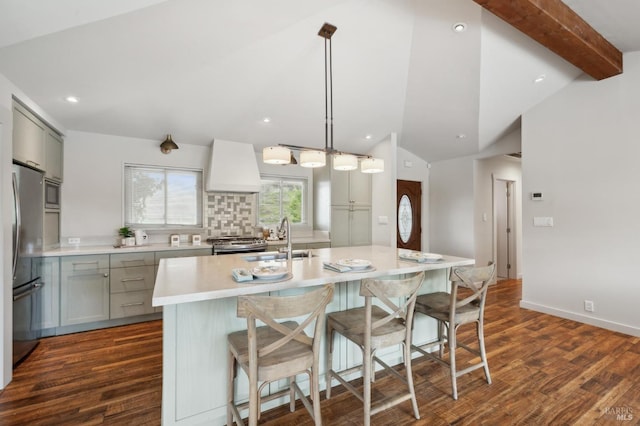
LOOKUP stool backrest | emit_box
[237,284,334,358]
[449,262,496,313]
[360,272,425,332]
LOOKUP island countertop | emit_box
[152,245,474,306]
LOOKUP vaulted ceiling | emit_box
[0,0,637,162]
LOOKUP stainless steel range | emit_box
[207,235,268,255]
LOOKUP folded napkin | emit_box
[399,253,444,263]
[232,268,254,282]
[323,262,352,273]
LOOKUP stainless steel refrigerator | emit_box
[11,162,45,366]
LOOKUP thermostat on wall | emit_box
[531,192,543,201]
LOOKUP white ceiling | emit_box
[0,0,637,162]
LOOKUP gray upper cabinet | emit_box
[13,102,46,170]
[330,169,372,206]
[13,100,64,180]
[45,130,64,182]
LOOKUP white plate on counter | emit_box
[335,258,372,270]
[251,265,289,280]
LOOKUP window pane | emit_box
[126,168,164,225]
[167,171,199,225]
[258,176,306,225]
[282,180,303,223]
[125,165,202,227]
[259,179,281,225]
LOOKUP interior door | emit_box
[397,180,421,251]
[495,179,515,279]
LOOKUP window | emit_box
[258,176,306,225]
[124,164,203,227]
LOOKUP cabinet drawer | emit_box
[62,255,109,272]
[110,265,155,293]
[155,249,211,263]
[110,290,155,319]
[307,242,331,249]
[110,252,155,268]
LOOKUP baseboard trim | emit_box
[519,300,640,337]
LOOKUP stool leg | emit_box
[478,320,491,384]
[404,342,420,419]
[227,350,235,426]
[290,376,296,412]
[326,326,334,399]
[312,366,322,426]
[449,324,458,400]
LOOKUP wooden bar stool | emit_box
[325,272,424,426]
[227,284,334,426]
[411,262,496,400]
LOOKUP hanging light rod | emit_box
[262,22,384,173]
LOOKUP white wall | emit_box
[429,156,475,258]
[521,52,640,336]
[63,131,210,245]
[370,134,397,247]
[397,147,430,251]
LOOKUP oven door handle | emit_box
[13,281,44,302]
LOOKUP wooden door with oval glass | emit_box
[397,180,421,251]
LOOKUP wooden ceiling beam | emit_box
[473,0,622,80]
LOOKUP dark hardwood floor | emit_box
[0,280,638,425]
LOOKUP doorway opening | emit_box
[493,178,516,279]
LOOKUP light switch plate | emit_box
[533,217,554,227]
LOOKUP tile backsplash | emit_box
[206,193,257,236]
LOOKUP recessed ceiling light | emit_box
[262,117,271,123]
[365,134,372,140]
[452,22,467,33]
[534,74,546,83]
[65,96,79,103]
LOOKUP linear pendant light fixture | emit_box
[262,23,383,173]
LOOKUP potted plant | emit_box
[118,226,135,246]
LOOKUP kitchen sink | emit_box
[242,250,315,262]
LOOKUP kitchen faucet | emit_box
[279,216,292,264]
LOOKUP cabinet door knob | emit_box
[104,273,109,278]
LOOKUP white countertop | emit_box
[42,242,213,257]
[152,245,474,306]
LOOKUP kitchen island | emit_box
[153,245,473,426]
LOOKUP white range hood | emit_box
[206,139,261,193]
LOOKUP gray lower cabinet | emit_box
[54,248,211,331]
[60,255,110,326]
[32,257,60,331]
[110,252,156,319]
[330,205,372,247]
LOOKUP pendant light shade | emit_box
[300,150,326,168]
[263,146,291,164]
[333,153,358,171]
[361,157,384,173]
